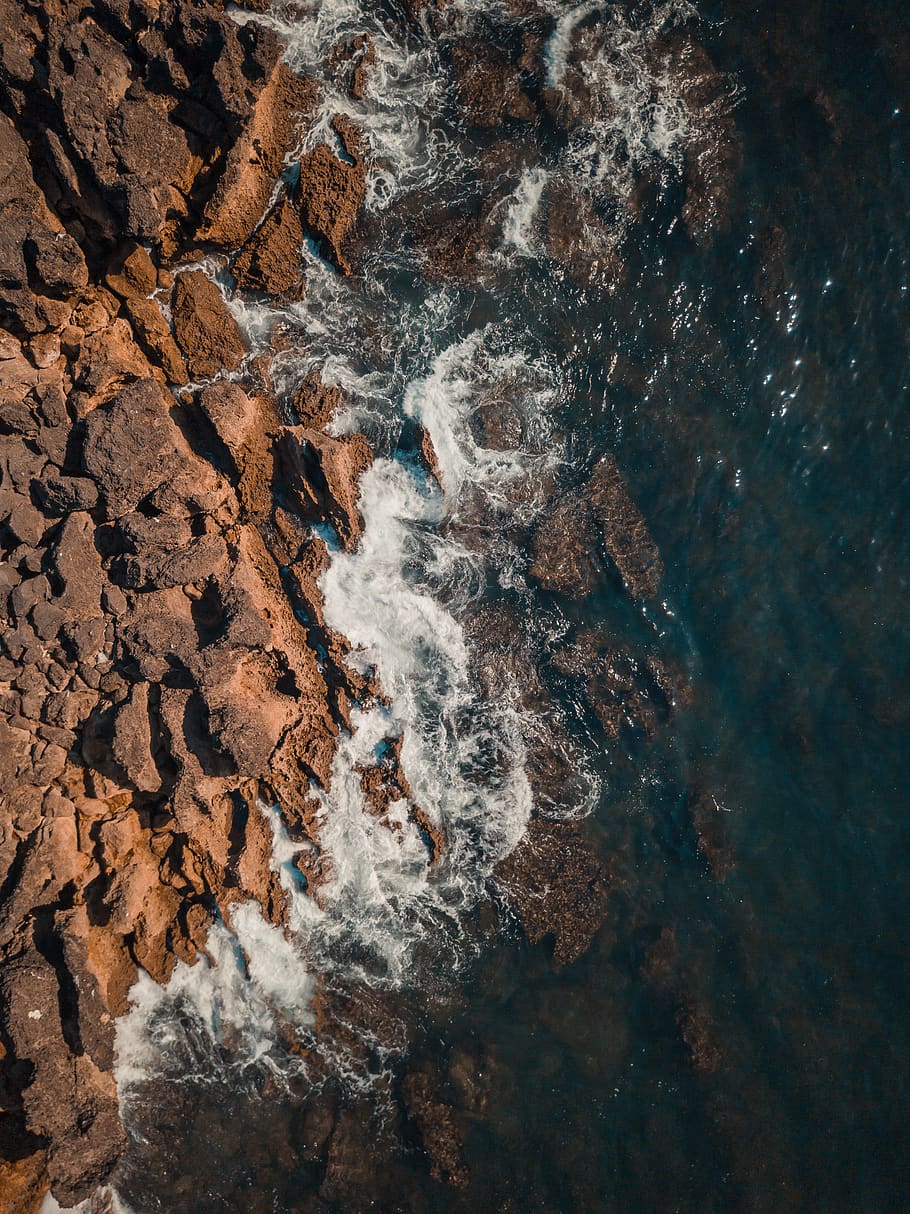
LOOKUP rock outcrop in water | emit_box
[0,0,737,1204]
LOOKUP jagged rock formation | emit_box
[0,0,717,1204]
[0,0,378,1205]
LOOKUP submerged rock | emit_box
[495,818,611,966]
[588,455,663,600]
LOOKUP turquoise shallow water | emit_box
[116,1,910,1209]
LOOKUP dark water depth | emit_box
[114,1,910,1210]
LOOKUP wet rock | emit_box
[297,143,366,275]
[529,493,598,597]
[447,38,535,127]
[676,1000,722,1072]
[285,427,373,551]
[688,788,735,881]
[546,183,625,293]
[495,818,611,966]
[402,1068,469,1187]
[326,33,377,101]
[291,371,344,430]
[233,194,306,300]
[171,272,247,380]
[417,424,443,487]
[587,455,663,600]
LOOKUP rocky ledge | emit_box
[0,0,390,1204]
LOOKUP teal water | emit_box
[115,1,910,1209]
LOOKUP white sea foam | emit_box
[39,1187,136,1214]
[562,1,699,196]
[500,167,549,257]
[544,0,601,87]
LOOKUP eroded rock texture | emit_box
[0,1,382,1205]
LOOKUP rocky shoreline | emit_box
[0,0,739,1207]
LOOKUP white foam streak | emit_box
[39,1190,135,1214]
[114,902,312,1101]
[544,0,601,87]
[500,167,549,257]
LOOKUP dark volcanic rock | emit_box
[447,38,535,127]
[402,1068,470,1187]
[529,493,598,597]
[171,272,247,380]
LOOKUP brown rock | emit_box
[82,379,179,517]
[200,63,317,250]
[495,818,610,965]
[49,512,102,622]
[402,1068,469,1187]
[529,493,597,598]
[233,194,306,299]
[197,380,260,456]
[297,144,366,275]
[111,683,161,793]
[32,476,99,517]
[123,297,189,385]
[70,319,156,412]
[171,271,247,380]
[0,942,127,1205]
[104,244,157,300]
[587,455,663,599]
[0,115,88,334]
[286,427,373,550]
[417,424,443,488]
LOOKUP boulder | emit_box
[122,297,189,385]
[111,683,160,793]
[171,272,247,380]
[199,63,316,250]
[297,144,366,275]
[104,244,157,300]
[233,194,306,299]
[197,381,260,455]
[285,427,373,550]
[82,380,179,517]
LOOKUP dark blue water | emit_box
[116,2,910,1210]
